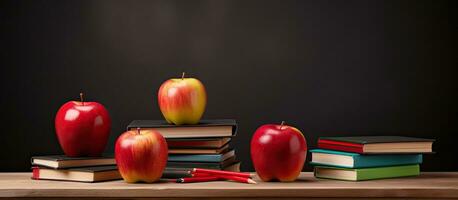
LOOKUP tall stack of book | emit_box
[310,136,435,181]
[30,155,121,182]
[128,119,240,172]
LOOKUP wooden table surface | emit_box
[0,172,457,199]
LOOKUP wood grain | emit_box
[0,172,457,199]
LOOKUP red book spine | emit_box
[318,139,364,153]
[31,167,40,179]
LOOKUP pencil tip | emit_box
[248,179,257,184]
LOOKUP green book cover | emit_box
[310,149,423,168]
[314,164,420,181]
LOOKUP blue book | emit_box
[168,150,235,162]
[310,149,422,168]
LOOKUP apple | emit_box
[115,128,168,183]
[250,121,307,182]
[55,93,111,157]
[158,72,206,125]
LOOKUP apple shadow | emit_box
[261,178,315,183]
[294,178,316,182]
[120,179,172,185]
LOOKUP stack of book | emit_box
[30,155,120,182]
[128,119,240,172]
[310,136,435,181]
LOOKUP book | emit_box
[31,165,121,182]
[127,119,237,139]
[31,155,115,169]
[169,144,230,154]
[314,164,420,181]
[310,149,422,168]
[318,136,434,154]
[167,137,231,149]
[168,150,235,162]
[224,162,241,172]
[166,156,237,169]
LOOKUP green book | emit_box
[314,164,420,181]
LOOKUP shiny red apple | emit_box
[55,93,111,157]
[251,122,307,182]
[158,72,207,125]
[115,128,168,183]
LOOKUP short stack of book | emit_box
[30,155,120,182]
[128,119,240,172]
[310,136,435,181]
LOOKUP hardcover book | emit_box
[168,144,230,154]
[168,150,235,162]
[310,149,422,168]
[314,164,420,181]
[224,162,241,172]
[31,155,115,169]
[318,136,434,154]
[31,165,121,182]
[127,119,237,139]
[166,137,231,149]
[166,156,237,170]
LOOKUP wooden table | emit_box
[0,172,457,199]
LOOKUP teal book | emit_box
[168,150,235,162]
[167,156,237,169]
[310,149,422,168]
[314,164,420,181]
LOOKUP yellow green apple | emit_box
[158,73,207,125]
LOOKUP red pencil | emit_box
[192,172,213,177]
[217,174,257,184]
[192,172,257,184]
[192,168,253,178]
[176,176,220,183]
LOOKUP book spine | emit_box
[166,162,221,169]
[354,154,423,168]
[357,165,420,181]
[318,143,364,154]
[318,139,363,147]
[31,167,40,179]
[168,155,221,162]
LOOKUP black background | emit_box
[1,0,457,172]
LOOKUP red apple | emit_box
[158,72,206,125]
[250,121,307,182]
[55,93,111,157]
[115,128,168,183]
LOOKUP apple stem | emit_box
[181,72,185,80]
[79,92,84,105]
[137,127,141,135]
[280,121,285,129]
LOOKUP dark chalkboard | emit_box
[1,0,457,172]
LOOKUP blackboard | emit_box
[1,0,457,172]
